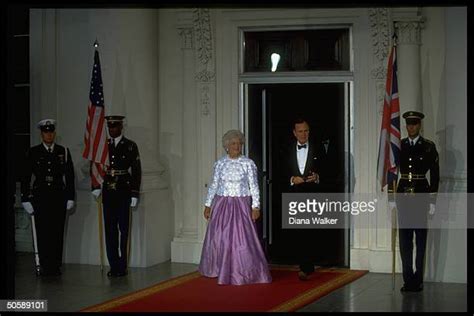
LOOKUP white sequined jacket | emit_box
[204,155,260,209]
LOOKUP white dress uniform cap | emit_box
[37,119,57,131]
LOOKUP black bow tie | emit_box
[297,144,307,150]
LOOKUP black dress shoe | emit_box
[115,270,128,277]
[40,269,61,276]
[413,283,423,292]
[107,271,117,277]
[298,271,309,281]
[400,284,423,292]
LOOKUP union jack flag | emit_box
[377,42,401,191]
[82,49,109,188]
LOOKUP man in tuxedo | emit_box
[286,119,321,191]
[281,118,325,280]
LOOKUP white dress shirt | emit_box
[408,135,420,146]
[112,134,123,147]
[296,142,308,175]
[43,143,55,152]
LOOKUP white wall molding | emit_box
[170,8,217,262]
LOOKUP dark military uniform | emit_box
[94,135,141,275]
[390,111,439,291]
[21,143,75,275]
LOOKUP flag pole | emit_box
[97,195,105,272]
[92,39,105,272]
[391,180,397,291]
[126,206,133,273]
[391,33,398,291]
[31,215,41,276]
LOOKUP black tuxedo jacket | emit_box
[280,140,324,193]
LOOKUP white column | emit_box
[394,17,424,121]
[171,9,217,263]
[171,26,202,263]
[423,7,467,284]
[29,9,58,141]
[180,27,199,239]
[193,9,217,244]
[113,10,172,268]
[443,7,467,189]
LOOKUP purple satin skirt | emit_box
[198,195,272,285]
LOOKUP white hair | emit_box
[222,129,245,150]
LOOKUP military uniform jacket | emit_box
[21,144,75,202]
[94,136,142,198]
[391,136,439,195]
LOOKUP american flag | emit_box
[83,49,109,187]
[377,42,401,191]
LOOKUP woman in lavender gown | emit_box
[198,130,272,285]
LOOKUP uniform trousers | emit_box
[32,189,67,274]
[396,193,429,288]
[102,189,131,273]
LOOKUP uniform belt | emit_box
[400,173,426,180]
[106,169,129,176]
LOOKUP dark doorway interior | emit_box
[248,83,348,267]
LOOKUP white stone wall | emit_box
[29,8,172,268]
[420,6,467,283]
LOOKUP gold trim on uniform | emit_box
[105,169,129,176]
[400,173,426,180]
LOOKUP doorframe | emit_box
[238,25,355,267]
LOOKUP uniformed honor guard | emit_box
[389,111,439,292]
[91,115,141,277]
[20,119,76,276]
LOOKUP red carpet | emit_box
[81,267,367,312]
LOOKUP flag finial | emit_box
[94,38,99,48]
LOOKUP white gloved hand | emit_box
[22,202,34,215]
[66,200,75,211]
[130,197,138,208]
[91,189,102,201]
[429,203,436,216]
[388,201,397,210]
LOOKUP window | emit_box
[243,28,350,72]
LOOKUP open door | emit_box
[247,83,349,267]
